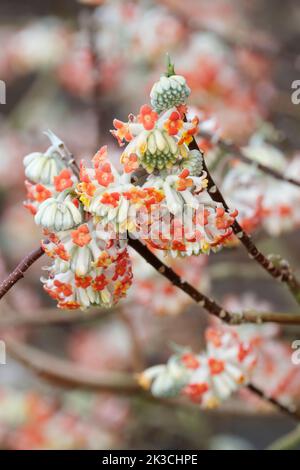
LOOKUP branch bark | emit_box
[6,337,140,394]
[198,130,300,189]
[0,246,44,300]
[6,337,300,422]
[189,136,300,303]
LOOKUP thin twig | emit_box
[129,239,300,325]
[198,130,300,189]
[6,338,140,394]
[6,337,300,422]
[189,136,300,302]
[1,241,300,418]
[119,308,145,372]
[248,384,300,421]
[0,307,113,328]
[0,246,44,300]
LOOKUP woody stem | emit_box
[188,136,300,304]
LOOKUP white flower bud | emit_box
[35,192,83,232]
[180,150,203,176]
[24,149,66,185]
[140,129,179,173]
[150,75,190,113]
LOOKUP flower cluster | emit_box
[0,388,123,450]
[221,136,300,236]
[23,69,237,310]
[139,328,256,409]
[23,134,132,310]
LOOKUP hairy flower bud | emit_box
[23,150,66,185]
[35,192,83,232]
[150,75,190,113]
[180,149,203,176]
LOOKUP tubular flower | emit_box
[35,191,83,232]
[22,69,240,313]
[138,357,190,398]
[138,104,158,131]
[42,246,132,310]
[24,149,66,185]
[111,107,199,173]
[180,149,203,176]
[140,171,237,256]
[42,222,129,277]
[23,181,53,215]
[54,169,74,192]
[77,149,135,233]
[140,328,256,409]
[150,75,191,114]
[135,128,179,173]
[23,131,79,216]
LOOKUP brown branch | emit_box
[240,311,300,325]
[198,130,300,189]
[128,240,300,325]
[247,384,300,421]
[6,337,140,394]
[1,238,300,327]
[0,306,113,328]
[119,308,145,372]
[189,136,300,302]
[2,240,300,418]
[6,336,300,422]
[0,246,44,300]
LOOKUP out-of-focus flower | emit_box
[222,137,300,236]
[140,328,256,409]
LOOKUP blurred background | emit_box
[0,0,300,450]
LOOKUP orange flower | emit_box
[58,301,81,310]
[54,169,73,192]
[208,358,225,375]
[92,145,108,169]
[178,117,199,145]
[111,119,133,146]
[23,202,37,215]
[112,251,130,280]
[205,328,222,347]
[183,383,209,402]
[71,224,92,247]
[92,274,108,291]
[35,184,52,202]
[138,104,158,131]
[181,353,200,369]
[175,168,193,191]
[53,280,73,298]
[55,243,70,261]
[80,160,91,183]
[96,251,113,267]
[78,181,96,197]
[100,192,120,207]
[164,110,183,136]
[75,274,92,288]
[122,153,139,173]
[95,162,114,187]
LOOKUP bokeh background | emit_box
[0,0,300,450]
